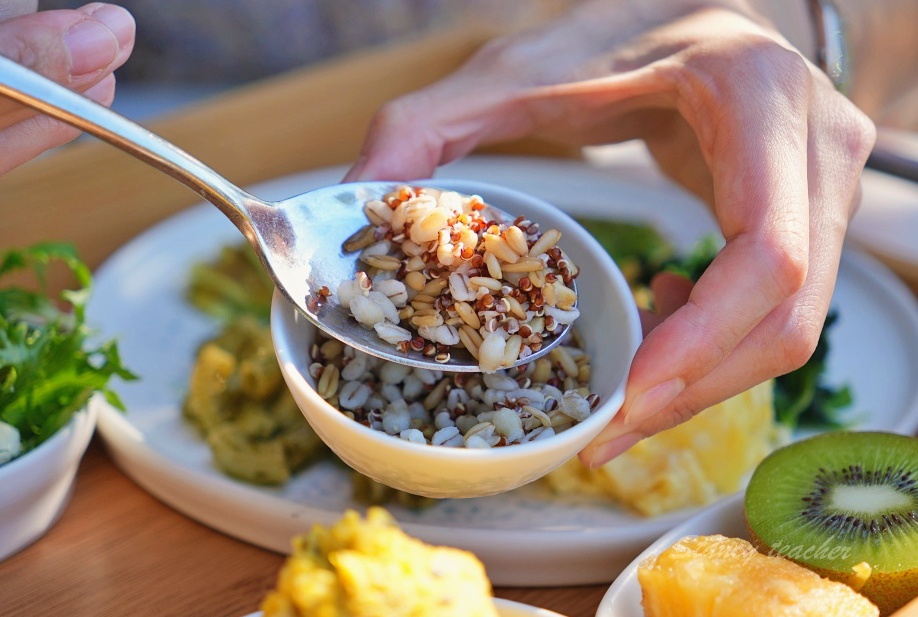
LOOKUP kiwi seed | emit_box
[800,463,918,536]
[745,431,918,615]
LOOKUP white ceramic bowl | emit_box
[271,179,642,499]
[0,398,100,561]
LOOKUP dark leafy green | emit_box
[0,243,136,455]
[576,219,673,289]
[578,217,853,430]
[656,235,721,283]
[772,311,853,429]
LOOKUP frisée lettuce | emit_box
[0,243,135,462]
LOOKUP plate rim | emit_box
[240,597,569,617]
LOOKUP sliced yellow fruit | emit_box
[639,535,879,617]
[545,380,784,516]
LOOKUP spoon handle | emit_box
[0,55,261,233]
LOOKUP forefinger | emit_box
[343,73,537,182]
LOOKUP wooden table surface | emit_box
[1,440,607,617]
[0,28,600,617]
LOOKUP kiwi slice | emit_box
[745,431,918,615]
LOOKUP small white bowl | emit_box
[271,179,642,499]
[0,398,100,561]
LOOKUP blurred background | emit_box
[39,0,574,119]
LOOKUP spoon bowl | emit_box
[0,56,572,371]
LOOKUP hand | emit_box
[0,1,134,175]
[344,0,876,467]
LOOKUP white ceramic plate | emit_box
[88,156,918,587]
[852,127,918,280]
[594,493,745,617]
[243,597,568,617]
[849,169,918,278]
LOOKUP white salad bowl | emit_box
[271,179,642,499]
[0,397,100,561]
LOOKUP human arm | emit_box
[0,1,135,175]
[343,0,877,467]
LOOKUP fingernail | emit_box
[66,5,133,76]
[582,432,642,469]
[623,378,685,426]
[86,4,134,45]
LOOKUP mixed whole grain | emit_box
[309,329,600,448]
[339,186,581,372]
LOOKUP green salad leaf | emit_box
[578,217,853,430]
[575,219,674,289]
[771,311,853,429]
[0,243,136,455]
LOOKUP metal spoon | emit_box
[0,55,574,371]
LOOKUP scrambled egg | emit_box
[262,508,499,617]
[544,380,788,516]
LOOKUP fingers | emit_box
[0,73,114,174]
[341,12,611,183]
[0,3,134,172]
[343,91,446,182]
[610,44,811,426]
[0,3,134,117]
[581,74,875,469]
[343,5,877,471]
[60,3,134,84]
[581,242,835,468]
[344,78,531,182]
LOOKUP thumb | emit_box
[0,4,134,175]
[0,3,134,90]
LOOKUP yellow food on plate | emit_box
[544,380,785,516]
[261,507,499,617]
[183,316,327,484]
[639,534,879,617]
